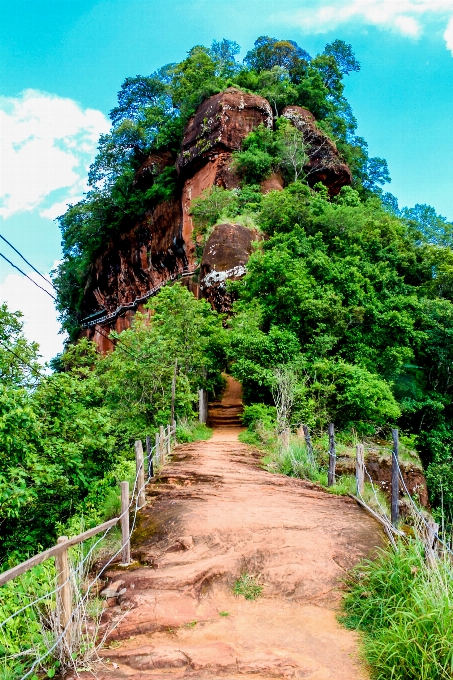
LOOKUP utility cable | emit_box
[0,252,56,301]
[0,337,42,378]
[0,245,140,362]
[0,234,57,292]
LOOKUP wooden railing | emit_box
[0,423,176,659]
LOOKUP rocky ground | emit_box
[72,381,383,679]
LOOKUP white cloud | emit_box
[0,90,109,219]
[0,269,66,365]
[444,15,453,52]
[278,1,453,52]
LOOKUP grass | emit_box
[341,538,453,680]
[175,418,212,443]
[232,574,263,600]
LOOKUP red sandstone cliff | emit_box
[83,89,351,350]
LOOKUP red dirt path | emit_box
[75,379,383,679]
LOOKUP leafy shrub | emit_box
[241,403,277,430]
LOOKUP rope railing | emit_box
[0,423,177,680]
[82,267,197,328]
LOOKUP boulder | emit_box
[261,172,284,194]
[200,223,261,313]
[281,105,351,196]
[176,88,273,177]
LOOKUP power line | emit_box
[0,252,57,301]
[0,337,42,378]
[0,236,140,362]
[0,233,57,291]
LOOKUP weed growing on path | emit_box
[233,574,263,600]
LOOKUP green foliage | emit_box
[226,182,453,495]
[0,304,42,387]
[241,403,277,430]
[190,186,237,234]
[233,573,263,600]
[175,420,212,443]
[244,36,311,74]
[0,286,225,560]
[342,540,453,680]
[0,561,56,679]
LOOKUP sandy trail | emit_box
[77,382,382,680]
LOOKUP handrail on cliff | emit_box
[81,266,197,328]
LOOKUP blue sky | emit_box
[1,0,453,361]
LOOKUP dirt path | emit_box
[81,382,383,680]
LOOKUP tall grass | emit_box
[175,418,212,443]
[341,539,453,680]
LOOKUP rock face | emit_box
[81,90,351,351]
[176,88,273,177]
[281,105,352,196]
[133,151,174,191]
[178,88,273,242]
[200,223,261,313]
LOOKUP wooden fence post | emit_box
[160,425,165,466]
[55,536,71,646]
[155,431,160,469]
[356,443,365,496]
[166,424,171,457]
[328,423,336,487]
[302,424,314,465]
[134,440,146,509]
[120,481,131,565]
[425,520,439,568]
[391,428,399,527]
[198,388,207,424]
[146,434,153,478]
[171,359,177,428]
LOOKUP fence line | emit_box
[0,423,177,680]
[298,424,446,561]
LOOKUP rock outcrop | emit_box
[176,88,273,177]
[178,89,273,242]
[281,105,352,195]
[200,223,261,313]
[82,89,351,351]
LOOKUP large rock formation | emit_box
[83,89,351,350]
[200,223,262,313]
[176,88,273,177]
[178,88,273,243]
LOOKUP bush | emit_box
[241,403,277,430]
